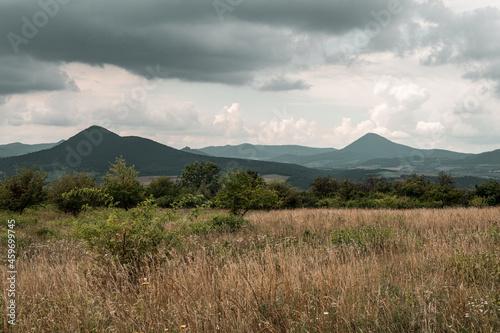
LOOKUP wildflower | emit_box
[180,325,187,328]
[142,282,150,286]
[324,312,329,315]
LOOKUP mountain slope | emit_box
[193,143,337,161]
[0,126,328,189]
[279,133,470,169]
[0,141,64,158]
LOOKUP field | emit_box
[1,207,499,332]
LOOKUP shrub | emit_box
[75,199,167,263]
[0,165,47,213]
[62,187,112,215]
[216,169,278,216]
[49,171,106,215]
[208,215,248,232]
[186,215,248,234]
[180,161,221,198]
[103,156,145,210]
[145,176,179,208]
[474,181,500,206]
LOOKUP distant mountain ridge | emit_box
[186,144,337,161]
[0,128,498,187]
[0,141,64,158]
[0,126,330,189]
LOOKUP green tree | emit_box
[180,161,221,198]
[437,171,456,188]
[267,179,301,209]
[49,171,104,215]
[145,176,179,208]
[474,181,500,206]
[103,157,145,210]
[337,179,364,201]
[216,169,278,216]
[0,165,47,213]
[310,175,338,197]
[400,174,431,199]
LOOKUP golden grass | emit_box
[2,207,499,332]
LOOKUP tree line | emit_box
[1,157,500,215]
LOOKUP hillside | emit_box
[0,141,63,158]
[191,143,337,161]
[0,126,329,189]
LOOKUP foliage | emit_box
[267,179,301,209]
[216,169,278,216]
[475,181,500,206]
[75,199,168,263]
[49,171,106,215]
[103,156,145,210]
[180,161,221,198]
[0,165,47,213]
[145,176,179,208]
[62,187,112,215]
[310,175,338,197]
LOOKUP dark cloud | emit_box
[1,0,500,97]
[258,76,311,91]
[0,0,416,93]
[0,56,77,95]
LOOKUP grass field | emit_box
[1,207,499,332]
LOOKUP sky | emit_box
[1,0,500,153]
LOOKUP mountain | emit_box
[273,133,471,170]
[191,143,337,161]
[0,141,64,158]
[180,147,211,156]
[0,126,329,189]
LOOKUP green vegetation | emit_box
[1,156,500,216]
[0,165,47,213]
[75,199,167,263]
[103,156,145,210]
[215,168,278,216]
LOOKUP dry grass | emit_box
[2,207,499,332]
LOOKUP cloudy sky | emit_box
[1,0,500,153]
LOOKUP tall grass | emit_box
[2,207,499,332]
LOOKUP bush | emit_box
[216,169,278,216]
[186,215,248,234]
[469,196,489,208]
[75,199,167,263]
[475,181,500,206]
[145,176,179,208]
[267,179,301,209]
[49,171,106,215]
[103,156,145,210]
[180,161,221,198]
[0,165,47,213]
[62,187,112,215]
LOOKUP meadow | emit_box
[1,206,499,332]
